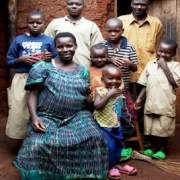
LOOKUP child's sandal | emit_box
[143,149,154,157]
[108,167,121,180]
[121,148,133,158]
[115,164,137,176]
[152,151,166,160]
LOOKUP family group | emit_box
[5,0,180,179]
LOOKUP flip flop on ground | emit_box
[152,151,166,160]
[143,149,154,157]
[108,167,121,180]
[115,164,137,176]
[120,148,133,162]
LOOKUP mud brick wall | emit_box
[16,0,115,37]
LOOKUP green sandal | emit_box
[121,148,133,157]
[120,148,133,162]
[143,149,154,157]
[152,151,166,160]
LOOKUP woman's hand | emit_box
[32,116,46,133]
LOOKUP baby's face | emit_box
[102,68,122,89]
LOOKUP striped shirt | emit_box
[104,37,138,90]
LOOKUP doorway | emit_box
[0,0,9,114]
[117,0,132,16]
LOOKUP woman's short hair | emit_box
[54,32,77,46]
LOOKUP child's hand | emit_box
[107,87,122,98]
[121,58,133,67]
[158,57,167,69]
[32,116,46,133]
[110,56,133,67]
[134,99,142,110]
[110,56,123,67]
[158,57,178,87]
[18,55,39,65]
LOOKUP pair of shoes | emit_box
[115,164,138,176]
[108,167,121,180]
[143,149,154,157]
[152,151,166,160]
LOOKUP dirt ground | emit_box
[0,113,180,180]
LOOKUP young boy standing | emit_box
[104,18,138,91]
[103,18,138,138]
[6,11,56,141]
[135,39,180,159]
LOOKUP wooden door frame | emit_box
[114,0,117,17]
[8,0,17,43]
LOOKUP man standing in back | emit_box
[118,0,163,86]
[118,0,163,135]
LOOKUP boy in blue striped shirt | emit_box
[103,17,138,139]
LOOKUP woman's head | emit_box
[90,44,108,68]
[55,32,77,63]
[102,65,122,89]
[157,39,177,61]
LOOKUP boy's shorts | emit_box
[6,73,29,139]
[144,114,175,137]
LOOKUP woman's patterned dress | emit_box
[14,61,108,180]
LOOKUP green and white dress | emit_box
[14,61,108,180]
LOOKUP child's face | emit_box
[91,48,108,68]
[106,22,123,43]
[27,14,44,36]
[157,43,176,61]
[56,36,77,63]
[102,68,122,89]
